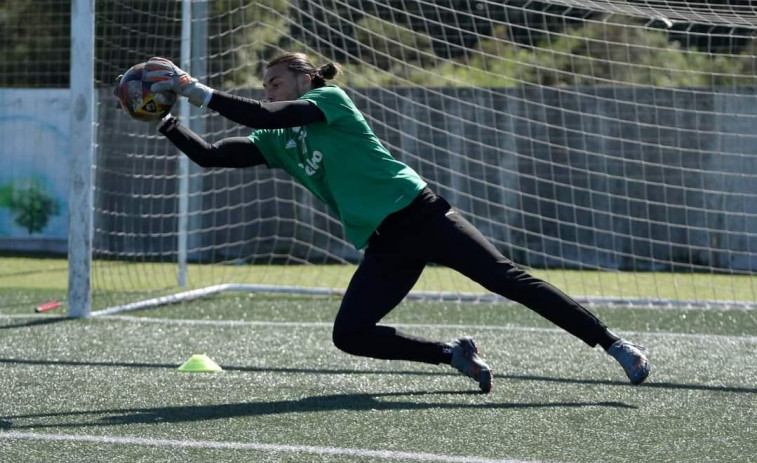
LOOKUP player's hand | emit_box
[143,57,212,107]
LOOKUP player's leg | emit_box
[332,229,493,392]
[423,201,650,384]
[332,240,445,363]
[427,208,613,347]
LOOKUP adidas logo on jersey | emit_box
[285,139,297,149]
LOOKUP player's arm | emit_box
[143,57,325,129]
[207,91,325,129]
[158,116,267,168]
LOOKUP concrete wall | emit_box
[0,89,70,253]
[94,86,757,271]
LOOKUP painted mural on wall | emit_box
[0,89,69,239]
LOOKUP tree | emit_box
[0,1,70,87]
[208,0,290,89]
[2,180,61,235]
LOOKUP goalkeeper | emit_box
[131,53,650,393]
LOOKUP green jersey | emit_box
[248,86,427,249]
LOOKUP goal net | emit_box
[86,0,756,314]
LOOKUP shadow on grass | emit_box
[0,357,754,395]
[0,390,636,430]
[0,317,70,330]
[503,374,757,395]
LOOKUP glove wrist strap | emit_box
[201,88,214,108]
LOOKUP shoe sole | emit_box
[468,339,493,393]
[629,362,651,385]
[469,354,493,393]
[479,368,492,393]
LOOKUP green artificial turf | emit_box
[0,290,754,463]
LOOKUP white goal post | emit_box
[68,0,95,317]
[70,0,757,317]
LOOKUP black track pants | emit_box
[332,188,612,364]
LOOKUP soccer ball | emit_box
[115,62,176,122]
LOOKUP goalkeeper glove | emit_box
[143,57,213,108]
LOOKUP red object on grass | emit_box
[35,301,62,313]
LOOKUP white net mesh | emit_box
[88,0,756,310]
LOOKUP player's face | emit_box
[263,63,312,102]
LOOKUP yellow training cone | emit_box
[178,354,223,373]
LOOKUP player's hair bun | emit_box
[317,62,342,80]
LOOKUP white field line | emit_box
[2,313,755,343]
[104,315,757,343]
[0,431,554,463]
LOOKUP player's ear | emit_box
[300,73,312,88]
